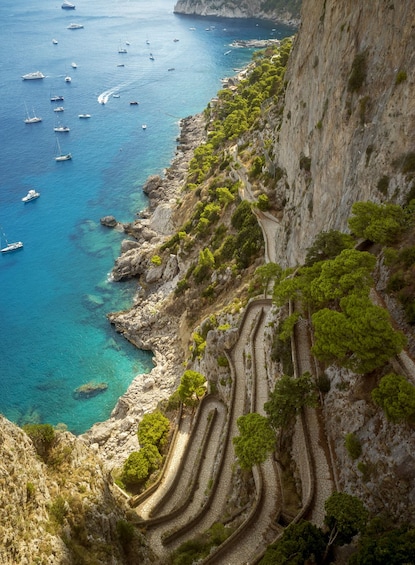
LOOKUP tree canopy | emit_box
[305,229,355,266]
[324,492,368,547]
[348,201,406,245]
[233,412,276,470]
[178,370,207,407]
[312,295,407,373]
[121,445,162,486]
[371,373,415,423]
[260,520,326,564]
[350,518,415,565]
[264,372,317,431]
[137,411,170,450]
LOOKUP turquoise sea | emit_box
[0,0,294,434]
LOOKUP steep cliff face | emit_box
[268,0,415,266]
[0,416,153,564]
[174,0,301,25]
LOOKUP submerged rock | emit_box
[73,381,108,399]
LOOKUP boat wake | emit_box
[97,83,126,104]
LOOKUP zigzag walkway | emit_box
[201,302,284,564]
[292,317,334,526]
[134,299,283,563]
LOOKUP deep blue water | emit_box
[0,0,294,434]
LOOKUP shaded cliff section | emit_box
[263,0,415,267]
[173,0,301,25]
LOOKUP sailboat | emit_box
[24,103,42,124]
[55,137,72,161]
[1,226,23,253]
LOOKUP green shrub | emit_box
[395,70,407,85]
[137,411,170,450]
[49,496,67,525]
[345,433,362,460]
[372,373,415,422]
[151,255,162,266]
[348,52,367,92]
[377,175,390,195]
[26,482,35,501]
[116,519,135,549]
[23,423,55,460]
[317,373,331,393]
[257,193,270,211]
[217,355,229,368]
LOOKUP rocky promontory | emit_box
[174,0,301,26]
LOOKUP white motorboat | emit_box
[22,189,40,203]
[54,124,70,132]
[78,113,91,118]
[1,227,23,253]
[50,95,64,102]
[71,62,77,68]
[61,1,76,9]
[55,137,72,161]
[52,39,58,44]
[22,71,45,80]
[67,23,83,29]
[118,48,127,54]
[142,124,147,130]
[65,75,72,83]
[54,106,64,112]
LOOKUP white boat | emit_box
[0,227,23,253]
[118,48,127,54]
[149,53,154,60]
[52,39,58,45]
[61,0,75,9]
[142,124,147,130]
[71,62,77,68]
[67,23,83,29]
[24,104,42,124]
[54,106,64,112]
[112,94,120,98]
[50,95,64,102]
[24,113,42,124]
[78,113,91,118]
[22,189,40,203]
[54,124,70,132]
[55,137,72,161]
[22,71,45,80]
[65,75,72,83]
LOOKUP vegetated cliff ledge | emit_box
[173,0,301,26]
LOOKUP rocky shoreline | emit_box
[81,113,207,470]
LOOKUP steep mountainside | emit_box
[266,0,415,266]
[174,0,301,25]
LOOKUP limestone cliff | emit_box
[266,0,415,267]
[173,0,301,25]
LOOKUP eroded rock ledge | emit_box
[81,114,207,470]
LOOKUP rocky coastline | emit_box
[81,113,208,470]
[173,0,301,27]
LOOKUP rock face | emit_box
[267,0,415,267]
[0,416,153,564]
[174,0,301,25]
